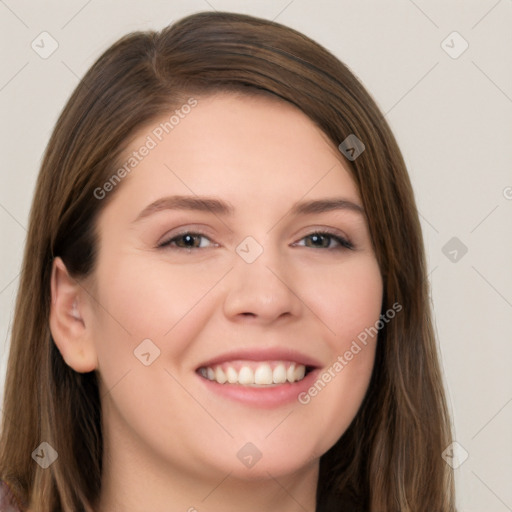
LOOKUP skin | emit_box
[50,92,383,512]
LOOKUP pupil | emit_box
[183,235,195,246]
[311,234,327,247]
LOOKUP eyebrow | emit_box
[133,194,365,222]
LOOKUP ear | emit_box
[49,257,98,373]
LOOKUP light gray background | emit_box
[1,1,511,510]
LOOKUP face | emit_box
[85,92,382,483]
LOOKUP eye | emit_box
[158,231,215,250]
[294,231,354,250]
[157,230,353,251]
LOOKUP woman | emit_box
[0,11,456,511]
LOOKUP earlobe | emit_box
[49,257,98,373]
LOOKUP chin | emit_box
[208,444,320,482]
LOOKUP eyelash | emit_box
[157,230,354,251]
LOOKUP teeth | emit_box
[287,363,296,382]
[238,366,254,385]
[215,366,227,384]
[294,364,306,381]
[200,361,308,386]
[272,364,287,384]
[226,366,238,384]
[254,363,273,385]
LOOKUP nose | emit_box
[222,242,303,324]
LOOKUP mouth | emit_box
[194,348,322,408]
[197,360,315,387]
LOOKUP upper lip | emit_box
[196,347,323,369]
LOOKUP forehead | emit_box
[104,92,360,216]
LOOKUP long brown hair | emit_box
[0,11,456,511]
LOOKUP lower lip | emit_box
[196,369,321,409]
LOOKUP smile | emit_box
[197,361,308,386]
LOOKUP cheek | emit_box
[90,253,228,365]
[294,255,382,451]
[305,254,383,342]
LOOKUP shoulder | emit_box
[0,480,24,512]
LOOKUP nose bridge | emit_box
[222,235,301,321]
